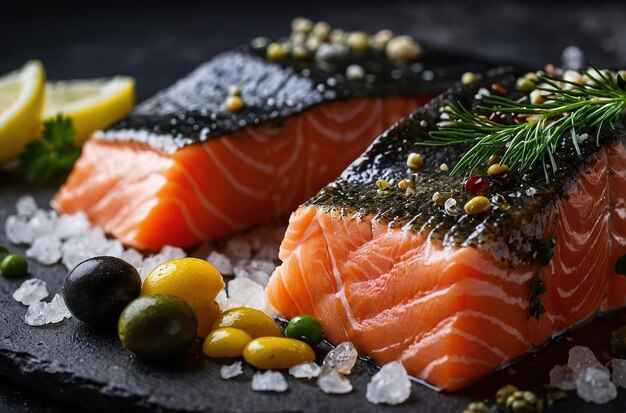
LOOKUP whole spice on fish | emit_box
[419,68,626,180]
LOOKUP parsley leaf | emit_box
[19,115,81,182]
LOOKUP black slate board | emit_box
[2,1,626,410]
[1,176,626,412]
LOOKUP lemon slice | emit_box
[0,60,46,165]
[44,77,135,145]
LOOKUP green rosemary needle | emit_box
[419,69,626,179]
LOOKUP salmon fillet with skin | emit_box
[53,46,487,250]
[266,69,626,390]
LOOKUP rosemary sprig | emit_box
[419,69,626,177]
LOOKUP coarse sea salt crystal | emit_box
[251,371,288,392]
[207,251,233,275]
[525,187,537,196]
[60,238,94,270]
[25,294,71,326]
[26,235,62,265]
[289,362,321,379]
[227,277,275,316]
[53,212,90,240]
[224,236,252,264]
[26,210,57,240]
[220,361,243,379]
[549,364,577,390]
[576,366,617,404]
[366,361,412,405]
[322,342,358,375]
[5,215,32,244]
[317,370,353,394]
[158,245,186,261]
[16,196,37,217]
[568,346,608,375]
[13,279,49,305]
[610,359,626,388]
[119,249,144,269]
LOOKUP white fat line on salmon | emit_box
[202,145,272,200]
[165,196,210,240]
[318,98,369,123]
[173,162,242,230]
[315,214,360,331]
[303,101,382,143]
[463,279,527,309]
[276,119,305,176]
[439,256,536,285]
[418,355,493,383]
[450,328,508,360]
[220,139,276,175]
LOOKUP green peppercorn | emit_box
[611,326,626,357]
[0,254,28,279]
[496,384,519,409]
[462,401,489,413]
[506,390,538,413]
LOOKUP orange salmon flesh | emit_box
[266,137,626,391]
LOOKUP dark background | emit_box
[1,0,626,411]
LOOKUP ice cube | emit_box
[24,294,71,326]
[568,346,607,375]
[322,342,358,375]
[13,279,49,305]
[5,215,33,244]
[227,278,271,314]
[207,251,233,275]
[366,361,412,405]
[119,249,144,268]
[289,362,321,379]
[225,236,252,264]
[26,234,62,265]
[53,213,90,240]
[317,370,353,394]
[549,364,577,390]
[220,361,243,379]
[251,371,288,392]
[576,366,617,404]
[16,196,37,218]
[609,359,626,388]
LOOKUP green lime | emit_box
[0,254,28,279]
[285,314,324,346]
[118,294,197,358]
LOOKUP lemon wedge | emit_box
[44,77,135,145]
[0,60,46,165]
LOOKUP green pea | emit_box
[0,254,28,279]
[285,314,324,346]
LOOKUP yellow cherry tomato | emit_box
[196,301,222,338]
[202,327,253,358]
[211,307,281,338]
[243,337,315,370]
[141,258,224,309]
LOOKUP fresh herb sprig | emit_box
[419,69,626,179]
[19,115,81,182]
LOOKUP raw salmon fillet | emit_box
[266,70,626,390]
[53,45,486,250]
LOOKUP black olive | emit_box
[63,256,141,325]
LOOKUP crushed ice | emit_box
[13,279,49,305]
[220,361,243,380]
[550,345,622,404]
[366,361,412,405]
[251,371,288,392]
[289,362,321,379]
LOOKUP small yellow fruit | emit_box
[211,307,281,338]
[464,196,491,215]
[142,257,225,311]
[243,337,315,370]
[202,327,252,358]
[196,301,222,338]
